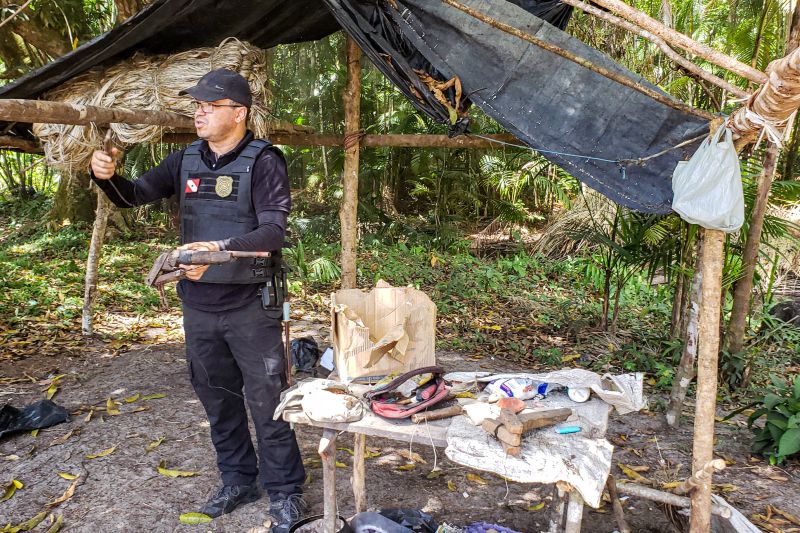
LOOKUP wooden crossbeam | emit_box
[0,98,195,128]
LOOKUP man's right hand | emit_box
[90,148,120,180]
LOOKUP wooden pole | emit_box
[559,0,750,99]
[441,0,716,120]
[319,428,339,533]
[583,0,767,84]
[689,228,725,533]
[82,187,108,336]
[352,434,367,513]
[162,132,521,148]
[0,98,195,128]
[606,474,631,533]
[725,143,779,368]
[340,37,362,290]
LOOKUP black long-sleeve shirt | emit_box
[91,131,291,311]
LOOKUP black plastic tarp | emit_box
[326,0,709,213]
[1,0,709,213]
[0,0,339,100]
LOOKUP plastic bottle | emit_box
[484,378,554,402]
[567,387,591,403]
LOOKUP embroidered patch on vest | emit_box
[185,178,200,193]
[215,175,233,198]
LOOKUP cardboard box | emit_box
[331,280,436,382]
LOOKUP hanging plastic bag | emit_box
[672,126,744,232]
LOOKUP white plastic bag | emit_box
[672,126,744,232]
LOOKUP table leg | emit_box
[564,490,585,533]
[352,433,367,513]
[319,428,338,533]
[548,486,567,533]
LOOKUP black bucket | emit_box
[289,514,353,533]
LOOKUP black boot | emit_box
[268,492,307,533]
[200,484,260,518]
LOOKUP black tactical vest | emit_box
[179,139,279,284]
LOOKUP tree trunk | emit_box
[82,188,109,336]
[339,37,361,290]
[666,238,703,427]
[725,144,778,371]
[48,171,96,226]
[689,229,725,533]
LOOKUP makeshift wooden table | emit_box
[283,384,610,533]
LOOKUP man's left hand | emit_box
[177,241,220,281]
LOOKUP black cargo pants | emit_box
[182,298,305,497]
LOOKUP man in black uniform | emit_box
[90,68,306,532]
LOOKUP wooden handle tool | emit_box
[411,405,463,423]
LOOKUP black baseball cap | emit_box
[179,68,252,108]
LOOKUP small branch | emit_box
[0,0,34,30]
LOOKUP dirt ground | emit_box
[1,313,798,533]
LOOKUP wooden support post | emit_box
[339,36,362,290]
[319,428,339,533]
[564,490,585,533]
[606,474,631,533]
[352,433,367,513]
[0,98,195,128]
[548,486,568,533]
[689,228,725,533]
[82,187,109,336]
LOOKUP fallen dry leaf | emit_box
[141,393,167,400]
[50,427,80,447]
[396,464,416,471]
[145,437,165,453]
[9,510,47,531]
[124,393,141,403]
[44,514,63,533]
[447,480,457,491]
[57,472,78,481]
[157,460,199,478]
[46,476,81,507]
[106,398,120,416]
[1,479,23,501]
[466,472,487,485]
[179,512,212,525]
[86,445,116,459]
[618,463,651,484]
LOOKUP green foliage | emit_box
[748,375,800,464]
